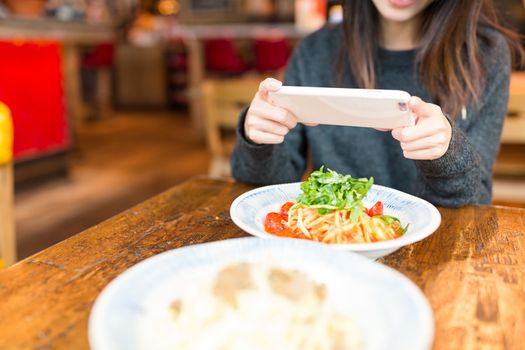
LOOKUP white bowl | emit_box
[230,182,441,259]
[89,237,434,350]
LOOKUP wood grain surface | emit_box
[0,178,524,350]
[0,163,16,266]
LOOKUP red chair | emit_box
[81,42,115,69]
[204,38,248,74]
[81,42,115,120]
[253,38,291,72]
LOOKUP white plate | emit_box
[230,182,441,260]
[89,237,434,350]
[269,86,415,129]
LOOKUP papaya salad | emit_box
[264,167,409,244]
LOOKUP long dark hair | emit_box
[339,0,524,117]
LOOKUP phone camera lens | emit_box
[398,102,408,111]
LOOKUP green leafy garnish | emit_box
[376,215,409,235]
[294,167,373,221]
[376,215,399,225]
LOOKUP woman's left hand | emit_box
[391,96,452,160]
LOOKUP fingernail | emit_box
[269,80,282,88]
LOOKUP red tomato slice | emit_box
[367,201,383,216]
[280,201,294,214]
[272,227,295,238]
[264,212,287,234]
[280,201,294,220]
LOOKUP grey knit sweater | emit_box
[231,24,511,207]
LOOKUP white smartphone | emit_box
[269,86,415,129]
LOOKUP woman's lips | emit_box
[388,0,417,8]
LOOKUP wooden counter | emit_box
[0,18,115,43]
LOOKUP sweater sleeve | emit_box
[230,43,308,185]
[414,34,511,207]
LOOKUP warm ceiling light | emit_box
[158,0,179,16]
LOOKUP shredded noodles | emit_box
[281,204,401,244]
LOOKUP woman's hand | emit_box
[391,96,452,160]
[244,78,298,144]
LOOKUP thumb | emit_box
[258,78,282,99]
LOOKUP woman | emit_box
[231,0,523,207]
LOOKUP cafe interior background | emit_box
[0,0,524,266]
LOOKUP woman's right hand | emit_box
[244,78,298,144]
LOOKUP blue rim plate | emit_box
[230,183,441,259]
[89,237,434,350]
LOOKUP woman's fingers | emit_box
[391,104,445,142]
[248,103,297,130]
[402,147,446,161]
[246,129,286,144]
[246,117,291,137]
[408,96,436,119]
[393,96,452,160]
[258,78,282,98]
[392,97,446,139]
[399,134,450,152]
[391,125,435,143]
[244,78,299,145]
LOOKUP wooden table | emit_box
[0,178,524,350]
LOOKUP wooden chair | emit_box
[495,72,525,176]
[81,42,115,120]
[502,72,525,144]
[0,102,15,267]
[202,77,261,177]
